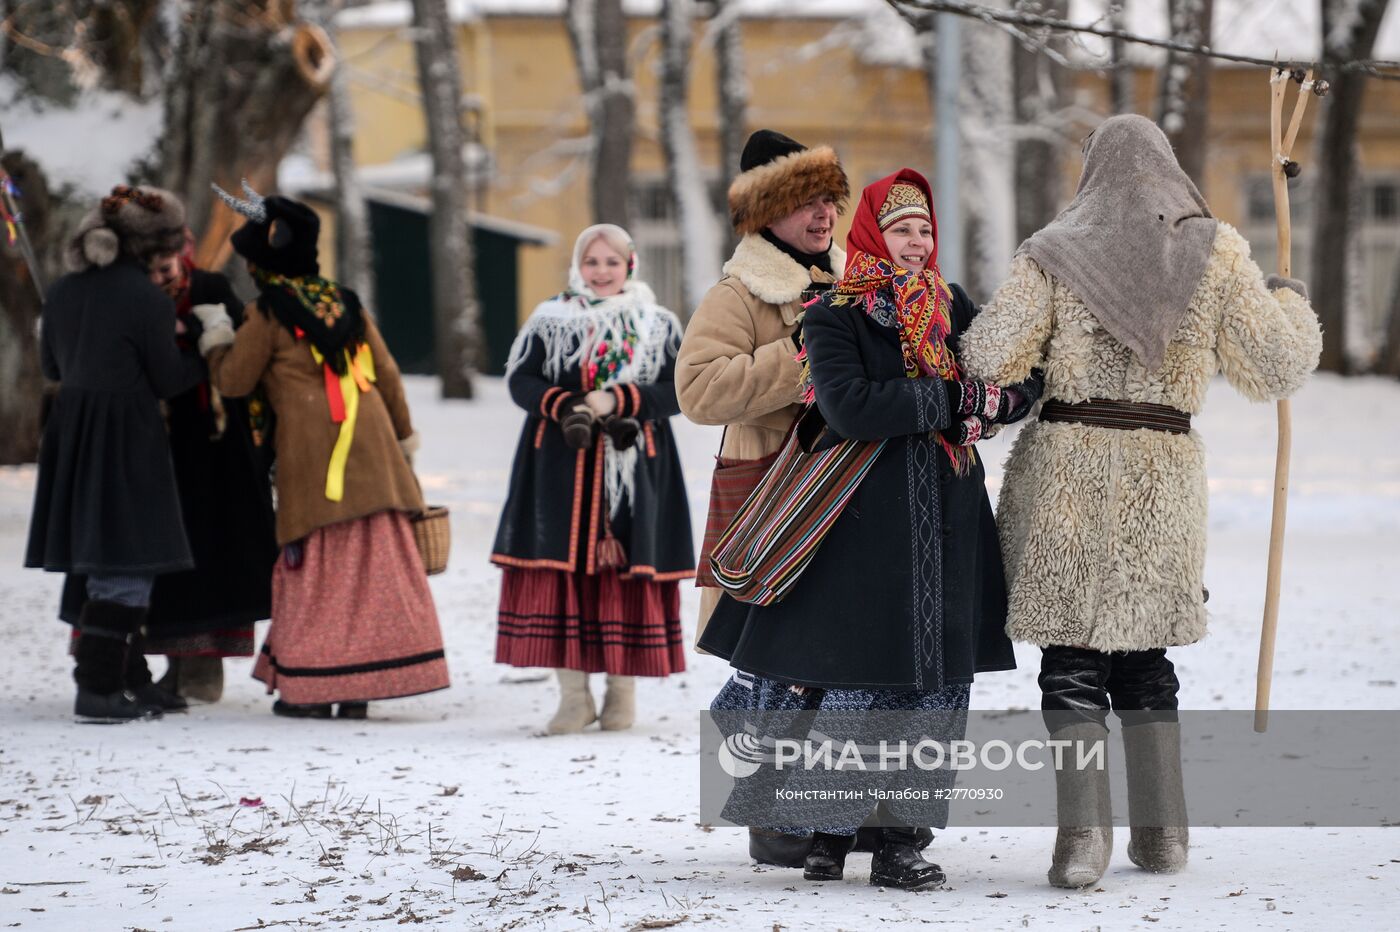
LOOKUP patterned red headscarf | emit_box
[832,169,971,471]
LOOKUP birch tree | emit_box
[954,8,1016,300]
[566,0,635,228]
[658,0,721,316]
[1155,0,1214,187]
[1310,0,1392,373]
[411,0,482,398]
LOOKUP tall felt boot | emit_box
[1048,721,1114,889]
[74,601,161,724]
[598,675,635,731]
[545,668,597,734]
[176,655,224,703]
[1123,722,1189,873]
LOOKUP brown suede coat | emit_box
[208,304,422,546]
[676,233,845,641]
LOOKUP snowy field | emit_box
[1,373,1397,930]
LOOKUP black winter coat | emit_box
[25,258,205,575]
[698,283,1040,690]
[59,270,278,635]
[491,333,695,579]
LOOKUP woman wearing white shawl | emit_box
[491,225,695,733]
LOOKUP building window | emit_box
[628,176,726,315]
[1370,182,1399,223]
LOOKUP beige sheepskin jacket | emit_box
[676,232,845,641]
[960,223,1321,652]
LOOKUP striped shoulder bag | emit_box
[708,405,886,606]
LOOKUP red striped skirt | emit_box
[253,510,450,705]
[495,568,685,677]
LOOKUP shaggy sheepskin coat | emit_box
[676,233,845,640]
[960,223,1322,652]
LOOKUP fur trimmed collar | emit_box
[722,233,846,307]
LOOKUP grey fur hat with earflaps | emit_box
[64,184,187,273]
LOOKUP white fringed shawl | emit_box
[506,281,683,517]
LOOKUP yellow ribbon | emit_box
[310,343,377,501]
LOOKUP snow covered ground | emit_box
[1,373,1396,930]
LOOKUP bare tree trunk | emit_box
[1012,0,1068,245]
[411,0,481,399]
[566,0,635,228]
[958,5,1015,300]
[160,1,334,271]
[0,1,333,459]
[1311,0,1391,373]
[0,152,56,465]
[711,0,748,256]
[1155,0,1213,187]
[308,0,374,302]
[658,0,720,317]
[1108,1,1134,114]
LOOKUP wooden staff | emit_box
[1256,66,1327,732]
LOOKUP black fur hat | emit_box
[214,180,321,278]
[727,129,849,236]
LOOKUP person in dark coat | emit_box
[698,170,1043,889]
[25,185,207,723]
[58,236,278,704]
[492,224,694,734]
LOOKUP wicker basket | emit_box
[411,505,451,576]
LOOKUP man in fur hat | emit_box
[26,185,210,723]
[677,129,850,868]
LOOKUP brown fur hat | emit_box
[727,140,850,236]
[64,185,186,272]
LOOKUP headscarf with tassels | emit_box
[813,168,974,474]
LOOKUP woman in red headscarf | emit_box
[700,169,1043,890]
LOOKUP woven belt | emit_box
[1039,398,1192,434]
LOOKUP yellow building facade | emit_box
[330,9,1400,358]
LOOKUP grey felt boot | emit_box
[546,668,597,734]
[1123,722,1189,873]
[179,656,225,703]
[598,675,635,731]
[1048,721,1114,889]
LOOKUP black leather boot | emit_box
[74,601,162,724]
[126,635,187,713]
[336,701,369,720]
[869,828,945,890]
[853,825,934,853]
[748,828,812,868]
[273,700,334,718]
[802,831,853,881]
